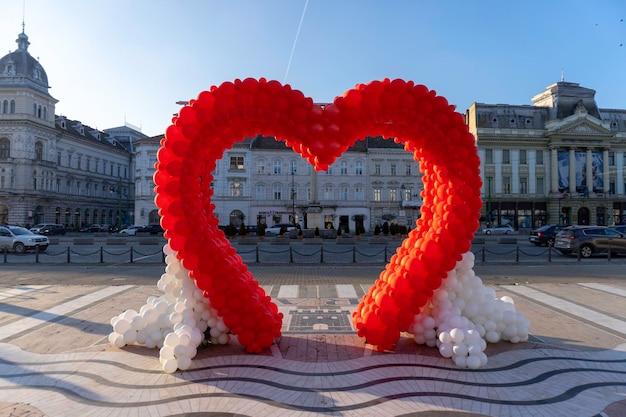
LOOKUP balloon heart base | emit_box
[109,245,530,373]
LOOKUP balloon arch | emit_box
[109,78,529,373]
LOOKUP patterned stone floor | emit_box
[0,278,624,416]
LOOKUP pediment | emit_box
[547,115,613,138]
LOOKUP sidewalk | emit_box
[0,263,624,416]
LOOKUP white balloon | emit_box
[162,358,178,373]
[467,355,482,369]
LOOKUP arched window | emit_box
[2,100,7,113]
[9,100,15,113]
[42,107,47,120]
[34,141,43,161]
[33,103,37,115]
[0,138,10,159]
[37,105,42,118]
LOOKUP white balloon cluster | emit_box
[409,251,530,369]
[109,244,230,373]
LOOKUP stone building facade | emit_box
[0,28,145,229]
[467,81,626,229]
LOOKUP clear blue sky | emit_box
[1,0,625,137]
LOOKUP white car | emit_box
[119,226,142,236]
[482,224,514,235]
[265,223,297,236]
[0,225,49,253]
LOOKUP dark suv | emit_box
[528,224,569,247]
[554,226,626,258]
[30,223,66,236]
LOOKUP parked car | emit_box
[30,223,66,236]
[0,225,49,254]
[264,223,297,236]
[482,224,514,235]
[79,224,105,233]
[528,224,570,247]
[119,226,143,236]
[611,225,626,234]
[554,226,626,258]
[139,224,164,235]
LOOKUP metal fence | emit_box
[2,240,624,265]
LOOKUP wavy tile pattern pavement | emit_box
[0,282,624,417]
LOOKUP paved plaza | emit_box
[0,261,624,416]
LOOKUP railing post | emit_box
[320,246,324,264]
[256,245,259,263]
[67,246,71,263]
[35,246,39,263]
[130,246,134,263]
[100,246,104,263]
[548,246,552,262]
[289,246,293,263]
[577,247,581,261]
[384,246,388,263]
[3,247,7,263]
[608,244,612,262]
[352,246,356,263]
[515,246,519,263]
[481,246,485,263]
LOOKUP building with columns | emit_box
[467,81,626,228]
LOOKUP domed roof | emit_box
[0,28,50,92]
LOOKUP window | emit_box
[609,152,615,166]
[519,177,527,194]
[373,188,382,201]
[2,100,7,113]
[390,163,397,176]
[519,150,527,165]
[404,188,412,201]
[485,149,493,164]
[290,160,298,174]
[502,150,510,164]
[503,176,511,193]
[355,186,364,201]
[355,161,363,175]
[536,150,544,165]
[340,160,348,175]
[10,100,15,113]
[374,163,381,175]
[324,185,333,200]
[230,156,244,171]
[86,158,91,172]
[405,164,412,176]
[0,138,10,159]
[77,156,82,170]
[34,141,43,161]
[325,166,333,175]
[340,186,348,200]
[256,160,265,174]
[389,188,398,201]
[230,180,243,197]
[273,159,282,174]
[609,181,616,195]
[57,152,61,165]
[536,177,544,194]
[273,185,282,200]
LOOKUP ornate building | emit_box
[0,28,146,229]
[467,81,626,228]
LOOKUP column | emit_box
[603,149,610,193]
[617,151,624,195]
[569,148,576,194]
[529,150,536,193]
[551,148,559,193]
[586,149,593,194]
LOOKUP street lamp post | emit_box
[487,177,492,227]
[291,169,296,224]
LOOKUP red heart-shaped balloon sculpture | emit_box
[154,78,482,353]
